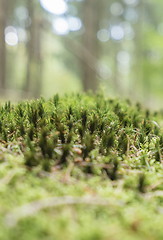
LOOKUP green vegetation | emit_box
[1,93,163,239]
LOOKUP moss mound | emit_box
[1,93,163,239]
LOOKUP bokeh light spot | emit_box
[67,4,78,16]
[121,22,135,40]
[14,6,29,20]
[5,26,17,35]
[97,29,110,42]
[67,17,82,31]
[40,0,68,15]
[110,2,123,16]
[123,0,139,6]
[117,51,130,65]
[5,32,18,46]
[111,26,124,42]
[52,18,69,35]
[124,8,138,24]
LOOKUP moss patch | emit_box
[0,92,163,239]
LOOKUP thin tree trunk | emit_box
[25,0,34,93]
[5,0,17,90]
[0,0,6,90]
[34,18,42,98]
[130,1,144,102]
[82,0,99,93]
[25,0,42,98]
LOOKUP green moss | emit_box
[0,93,163,239]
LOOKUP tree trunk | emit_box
[33,18,42,99]
[25,0,42,98]
[0,0,6,90]
[82,0,99,93]
[130,1,144,102]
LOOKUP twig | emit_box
[143,190,163,200]
[127,135,130,159]
[133,133,138,146]
[131,145,138,156]
[151,121,160,129]
[0,169,21,185]
[145,158,151,172]
[115,180,124,194]
[76,162,113,169]
[159,151,163,166]
[4,196,117,228]
[147,180,162,191]
[64,162,74,182]
[9,131,16,138]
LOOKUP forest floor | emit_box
[1,92,163,240]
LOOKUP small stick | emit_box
[133,133,138,146]
[145,158,151,172]
[76,162,113,169]
[147,180,162,191]
[64,162,74,182]
[0,169,24,185]
[159,151,163,166]
[4,196,117,228]
[143,190,163,200]
[127,135,130,159]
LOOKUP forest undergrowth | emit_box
[1,92,163,240]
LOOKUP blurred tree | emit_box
[25,0,42,98]
[130,3,143,101]
[5,0,18,90]
[1,0,163,107]
[81,0,99,92]
[0,0,6,90]
[63,0,104,93]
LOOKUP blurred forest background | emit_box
[0,0,163,109]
